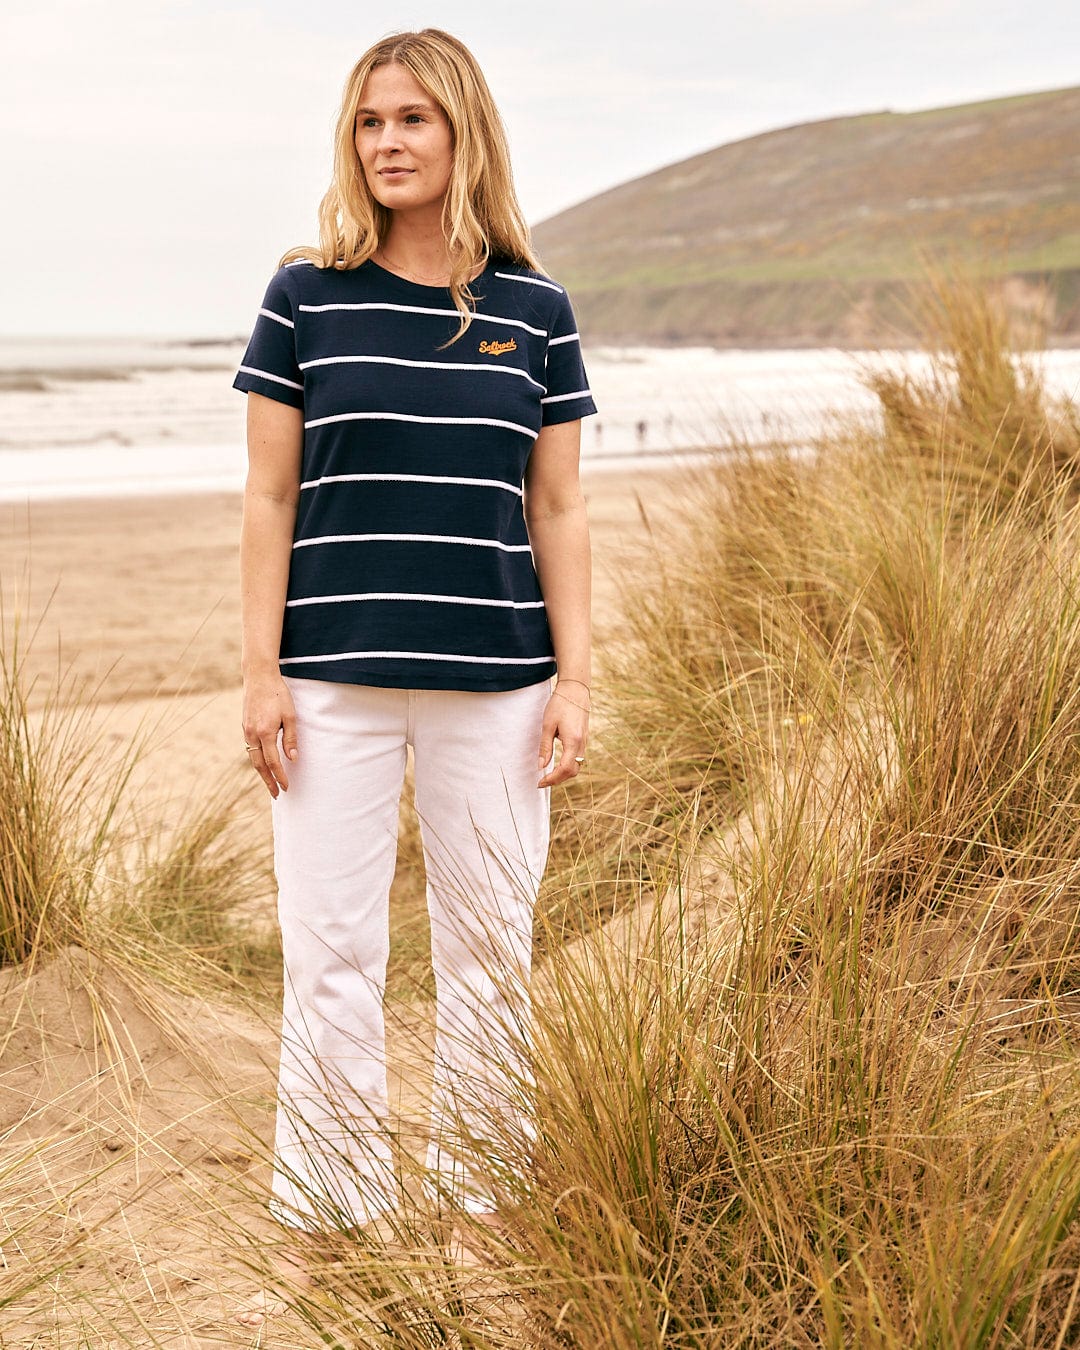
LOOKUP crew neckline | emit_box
[362,256,496,296]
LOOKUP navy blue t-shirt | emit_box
[233,255,598,691]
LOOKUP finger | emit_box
[281,705,299,763]
[246,744,279,798]
[537,712,557,779]
[539,735,586,788]
[262,732,290,794]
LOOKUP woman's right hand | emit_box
[242,672,299,797]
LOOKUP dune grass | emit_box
[108,776,284,1000]
[0,619,147,971]
[4,265,1080,1343]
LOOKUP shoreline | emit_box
[4,344,1077,505]
[0,445,725,507]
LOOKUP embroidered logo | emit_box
[479,338,517,356]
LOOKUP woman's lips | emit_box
[379,168,413,177]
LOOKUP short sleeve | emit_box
[540,286,598,427]
[232,266,305,409]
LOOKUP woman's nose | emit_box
[377,121,404,153]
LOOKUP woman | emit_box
[232,26,596,1321]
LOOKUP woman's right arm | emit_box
[239,390,304,797]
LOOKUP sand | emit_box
[0,461,699,884]
[0,461,695,764]
[0,461,701,1342]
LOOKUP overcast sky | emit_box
[3,0,1077,337]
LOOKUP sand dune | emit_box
[0,462,698,1340]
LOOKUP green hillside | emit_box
[531,85,1080,347]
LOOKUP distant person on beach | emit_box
[231,27,596,1325]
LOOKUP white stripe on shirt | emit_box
[238,365,303,390]
[299,473,522,496]
[548,332,581,346]
[292,533,534,552]
[280,649,555,666]
[298,301,547,337]
[494,271,563,293]
[258,308,294,329]
[304,411,535,437]
[299,353,544,390]
[286,592,545,609]
[540,389,592,404]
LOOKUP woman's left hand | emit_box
[537,685,590,787]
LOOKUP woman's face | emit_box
[354,63,454,218]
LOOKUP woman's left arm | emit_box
[523,418,592,788]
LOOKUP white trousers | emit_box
[268,673,553,1230]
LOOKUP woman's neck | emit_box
[375,219,487,286]
[376,221,455,284]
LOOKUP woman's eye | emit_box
[357,115,424,128]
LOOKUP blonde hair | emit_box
[280,28,543,345]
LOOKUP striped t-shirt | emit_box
[232,255,598,691]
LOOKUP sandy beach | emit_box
[0,462,697,837]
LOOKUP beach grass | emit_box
[0,618,148,971]
[4,263,1080,1343]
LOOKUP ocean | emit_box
[1,336,1078,502]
